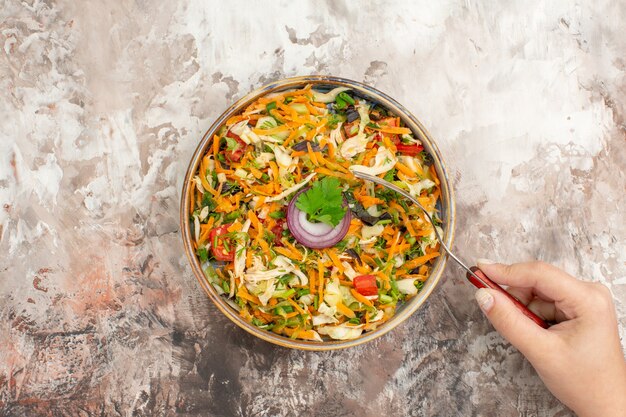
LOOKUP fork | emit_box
[352,170,549,329]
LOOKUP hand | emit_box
[473,260,626,417]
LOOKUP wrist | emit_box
[575,365,626,417]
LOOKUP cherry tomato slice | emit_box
[209,224,234,261]
[225,131,246,162]
[353,274,378,296]
[395,144,424,156]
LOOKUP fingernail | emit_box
[476,258,496,266]
[475,288,494,312]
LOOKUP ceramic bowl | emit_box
[180,75,455,350]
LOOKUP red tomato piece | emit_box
[209,224,235,261]
[271,219,286,247]
[353,274,378,296]
[225,131,246,162]
[343,122,357,138]
[395,144,424,156]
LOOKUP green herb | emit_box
[334,239,349,251]
[269,211,285,219]
[348,317,361,325]
[379,294,394,304]
[414,280,425,291]
[296,288,310,297]
[335,95,347,110]
[201,193,217,211]
[274,289,295,299]
[295,177,347,227]
[221,280,230,293]
[274,305,294,316]
[366,122,380,129]
[338,92,355,105]
[196,247,208,263]
[419,151,432,163]
[383,169,396,182]
[223,210,241,222]
[225,136,239,151]
[266,101,277,112]
[284,96,294,104]
[278,274,292,285]
[327,113,345,129]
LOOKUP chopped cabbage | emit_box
[396,278,419,296]
[313,87,350,103]
[317,323,364,340]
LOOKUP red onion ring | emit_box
[286,187,351,249]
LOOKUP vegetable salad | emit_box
[189,85,443,341]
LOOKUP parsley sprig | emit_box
[295,177,347,227]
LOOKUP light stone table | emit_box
[1,1,624,416]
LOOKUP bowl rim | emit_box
[180,75,456,350]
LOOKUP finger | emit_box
[526,298,558,322]
[476,260,585,305]
[475,288,551,360]
[506,286,534,305]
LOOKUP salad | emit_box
[189,85,443,341]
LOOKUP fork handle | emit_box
[466,266,549,329]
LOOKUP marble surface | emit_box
[1,0,625,416]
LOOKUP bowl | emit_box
[180,75,456,350]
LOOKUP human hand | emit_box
[473,260,626,417]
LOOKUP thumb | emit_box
[475,288,549,359]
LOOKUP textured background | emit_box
[1,0,625,416]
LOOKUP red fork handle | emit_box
[466,266,549,329]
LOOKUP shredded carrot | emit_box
[258,239,271,257]
[371,125,411,135]
[317,259,325,302]
[237,288,261,305]
[350,289,374,307]
[246,250,253,269]
[315,167,353,180]
[336,301,356,318]
[382,136,397,153]
[429,164,440,185]
[309,266,316,295]
[326,249,345,273]
[306,142,319,166]
[283,128,300,147]
[287,298,308,316]
[400,211,417,236]
[283,240,303,261]
[395,161,416,178]
[387,232,401,261]
[275,246,297,260]
[268,161,280,184]
[249,166,263,179]
[189,183,196,214]
[212,134,219,156]
[403,252,441,270]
